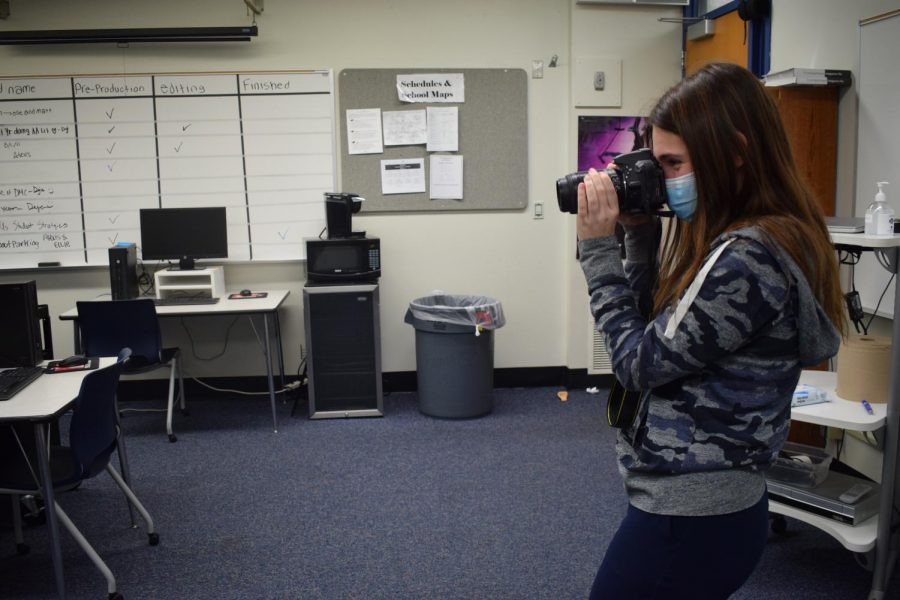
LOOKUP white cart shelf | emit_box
[771,370,886,553]
[155,266,225,299]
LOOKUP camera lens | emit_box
[556,169,625,214]
[555,171,586,214]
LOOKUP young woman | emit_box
[576,62,846,599]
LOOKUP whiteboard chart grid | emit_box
[0,71,335,268]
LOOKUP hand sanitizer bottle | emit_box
[865,181,893,236]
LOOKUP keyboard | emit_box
[153,296,220,306]
[0,366,44,401]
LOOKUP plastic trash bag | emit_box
[405,292,505,335]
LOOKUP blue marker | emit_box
[861,399,875,415]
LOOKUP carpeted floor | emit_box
[0,387,894,599]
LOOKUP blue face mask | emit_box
[665,172,697,221]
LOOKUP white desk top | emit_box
[831,231,900,248]
[0,357,116,422]
[59,289,290,320]
[793,370,886,431]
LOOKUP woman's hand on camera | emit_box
[577,168,619,240]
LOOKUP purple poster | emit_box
[577,116,648,171]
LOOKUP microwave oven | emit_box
[305,237,381,283]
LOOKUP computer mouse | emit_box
[240,289,253,297]
[59,355,88,367]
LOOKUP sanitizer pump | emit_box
[865,181,893,236]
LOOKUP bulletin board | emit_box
[337,68,528,212]
[853,11,900,317]
[0,70,335,270]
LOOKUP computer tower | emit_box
[303,283,383,418]
[0,280,43,367]
[109,243,138,300]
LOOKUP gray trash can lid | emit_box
[405,292,505,332]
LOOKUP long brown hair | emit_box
[646,62,845,334]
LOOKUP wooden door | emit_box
[685,10,748,73]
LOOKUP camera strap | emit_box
[606,379,645,428]
[604,220,662,429]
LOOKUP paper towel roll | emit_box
[836,335,892,403]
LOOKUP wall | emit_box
[10,2,888,382]
[0,0,682,379]
[565,3,684,369]
[770,0,900,217]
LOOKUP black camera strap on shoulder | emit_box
[605,218,662,429]
[606,380,644,428]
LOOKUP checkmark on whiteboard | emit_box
[278,229,288,240]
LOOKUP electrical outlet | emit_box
[532,60,544,79]
[594,71,605,90]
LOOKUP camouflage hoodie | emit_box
[578,223,840,516]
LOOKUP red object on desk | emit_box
[45,357,99,374]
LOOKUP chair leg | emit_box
[105,464,159,546]
[176,355,187,414]
[114,421,136,527]
[166,362,177,443]
[53,501,119,597]
[10,495,29,555]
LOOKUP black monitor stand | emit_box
[172,257,196,271]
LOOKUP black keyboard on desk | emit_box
[0,366,44,401]
[153,297,220,306]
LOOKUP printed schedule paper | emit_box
[426,106,458,152]
[429,155,463,200]
[346,108,383,155]
[380,158,425,195]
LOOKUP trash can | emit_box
[404,293,505,418]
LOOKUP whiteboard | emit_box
[854,12,900,317]
[0,70,335,269]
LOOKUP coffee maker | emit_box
[324,192,365,239]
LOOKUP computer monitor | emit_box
[139,207,228,270]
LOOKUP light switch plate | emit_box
[573,57,621,108]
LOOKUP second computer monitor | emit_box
[139,206,228,270]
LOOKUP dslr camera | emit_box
[556,148,667,215]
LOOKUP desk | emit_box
[0,357,117,600]
[59,291,290,433]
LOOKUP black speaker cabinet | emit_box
[0,280,43,367]
[303,283,382,418]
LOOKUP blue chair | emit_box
[0,349,158,600]
[76,299,185,442]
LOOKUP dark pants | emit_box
[590,493,769,600]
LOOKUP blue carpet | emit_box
[0,387,895,599]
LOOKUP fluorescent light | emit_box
[0,26,259,45]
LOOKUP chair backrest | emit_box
[67,349,131,481]
[76,299,163,364]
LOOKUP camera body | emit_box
[556,148,667,215]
